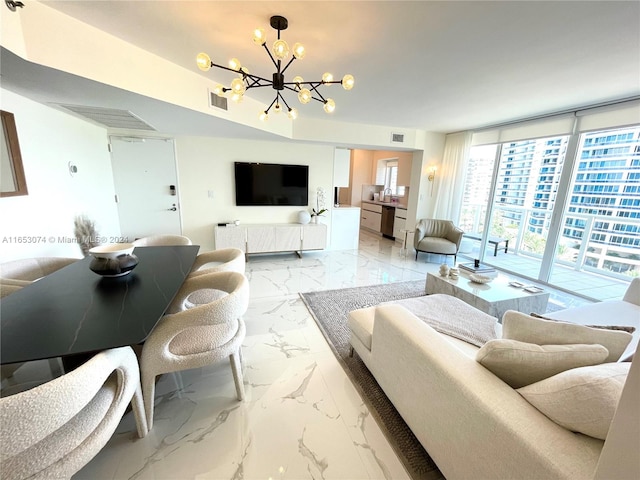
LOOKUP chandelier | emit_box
[196,15,354,121]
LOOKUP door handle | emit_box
[168,204,177,211]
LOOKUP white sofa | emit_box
[348,295,639,479]
[544,278,640,359]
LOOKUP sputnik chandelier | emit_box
[196,15,354,121]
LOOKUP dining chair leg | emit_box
[142,373,157,430]
[131,383,149,438]
[229,350,245,401]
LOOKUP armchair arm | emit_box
[446,226,465,249]
[414,221,427,248]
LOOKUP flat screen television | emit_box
[234,162,309,206]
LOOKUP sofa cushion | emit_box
[517,362,630,440]
[476,339,609,388]
[502,311,632,362]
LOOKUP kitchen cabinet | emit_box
[360,202,382,232]
[397,157,412,187]
[333,148,351,187]
[393,208,407,239]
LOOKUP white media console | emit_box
[214,223,327,257]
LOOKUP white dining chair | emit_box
[0,347,147,480]
[189,247,245,277]
[0,257,78,282]
[140,271,249,429]
[132,234,192,246]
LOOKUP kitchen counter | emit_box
[334,205,360,209]
[362,200,407,209]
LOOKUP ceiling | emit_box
[2,1,639,139]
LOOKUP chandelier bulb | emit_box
[298,88,312,104]
[323,98,336,114]
[228,58,242,71]
[288,107,299,120]
[231,93,244,103]
[322,72,334,84]
[273,39,290,60]
[292,76,304,90]
[342,74,355,90]
[292,43,306,59]
[274,103,282,114]
[259,111,269,122]
[230,78,246,95]
[213,84,226,97]
[253,28,267,46]
[196,52,211,71]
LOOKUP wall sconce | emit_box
[428,166,437,182]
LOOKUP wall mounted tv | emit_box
[234,162,309,206]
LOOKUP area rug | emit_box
[300,281,445,480]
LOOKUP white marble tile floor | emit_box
[7,231,597,480]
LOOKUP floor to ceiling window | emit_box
[550,126,640,295]
[458,102,640,301]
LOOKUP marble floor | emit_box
[7,231,596,480]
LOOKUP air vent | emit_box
[209,91,228,110]
[57,105,156,130]
[391,133,405,143]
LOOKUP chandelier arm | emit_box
[280,57,296,75]
[210,61,243,75]
[277,92,292,110]
[308,83,327,102]
[244,75,271,89]
[262,43,280,70]
[265,96,278,114]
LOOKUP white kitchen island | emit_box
[330,206,361,250]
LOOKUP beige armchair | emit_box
[0,347,147,480]
[414,219,464,262]
[140,271,249,429]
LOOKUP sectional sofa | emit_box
[348,289,638,479]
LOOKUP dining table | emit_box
[0,245,199,368]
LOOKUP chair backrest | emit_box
[166,270,250,318]
[0,347,147,480]
[133,234,192,246]
[190,248,245,277]
[417,219,454,238]
[0,257,78,282]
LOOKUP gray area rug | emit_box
[300,281,445,480]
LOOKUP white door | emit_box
[109,137,182,241]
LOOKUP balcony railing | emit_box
[459,203,640,283]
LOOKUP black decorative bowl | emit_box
[89,243,139,277]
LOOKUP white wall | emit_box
[175,137,334,251]
[0,89,120,261]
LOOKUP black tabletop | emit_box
[0,245,199,365]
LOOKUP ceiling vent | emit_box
[209,90,228,111]
[391,133,405,143]
[56,105,156,131]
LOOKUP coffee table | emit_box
[425,271,549,321]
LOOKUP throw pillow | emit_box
[502,311,632,362]
[517,362,630,440]
[476,339,609,388]
[529,313,636,334]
